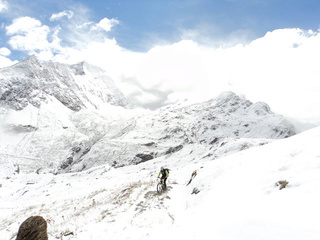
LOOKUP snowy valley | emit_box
[0,56,319,240]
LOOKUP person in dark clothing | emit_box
[158,167,169,189]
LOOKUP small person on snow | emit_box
[158,167,169,189]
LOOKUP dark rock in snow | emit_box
[165,145,183,155]
[60,157,73,169]
[135,153,154,164]
[275,180,289,190]
[16,216,48,240]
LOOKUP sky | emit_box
[0,0,320,125]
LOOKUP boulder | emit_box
[16,216,48,240]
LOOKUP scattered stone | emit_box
[143,142,156,147]
[187,170,197,186]
[209,137,219,145]
[192,187,200,194]
[60,157,73,169]
[14,165,20,174]
[63,231,74,237]
[82,147,91,155]
[16,216,48,240]
[71,146,81,153]
[275,180,289,190]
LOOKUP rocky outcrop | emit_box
[16,216,48,240]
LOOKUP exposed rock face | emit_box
[16,216,48,240]
[0,55,128,111]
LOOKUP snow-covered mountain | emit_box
[76,91,295,171]
[0,56,131,174]
[0,55,128,111]
[0,56,295,174]
[1,56,311,239]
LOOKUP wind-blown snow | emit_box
[1,126,319,240]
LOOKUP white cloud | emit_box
[4,11,119,58]
[0,0,8,12]
[94,18,119,32]
[53,37,143,79]
[50,10,74,21]
[0,47,11,56]
[0,55,16,68]
[6,17,41,35]
[6,17,52,52]
[5,12,317,124]
[79,28,320,124]
[5,17,63,59]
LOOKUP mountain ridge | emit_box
[0,55,128,111]
[0,56,295,174]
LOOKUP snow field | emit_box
[1,127,320,239]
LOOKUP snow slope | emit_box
[1,126,319,240]
[1,56,312,240]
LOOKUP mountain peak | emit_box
[17,55,42,68]
[0,56,129,111]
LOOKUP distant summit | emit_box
[0,55,129,111]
